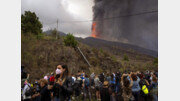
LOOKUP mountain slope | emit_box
[77,37,157,57]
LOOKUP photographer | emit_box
[121,73,133,101]
[22,79,32,101]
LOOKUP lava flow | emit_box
[91,22,97,38]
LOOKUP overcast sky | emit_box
[21,0,94,38]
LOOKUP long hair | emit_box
[131,73,137,81]
[62,65,69,79]
[124,78,130,88]
[123,78,131,95]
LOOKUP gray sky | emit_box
[21,0,94,38]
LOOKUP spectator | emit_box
[138,73,150,101]
[94,75,101,100]
[121,73,133,101]
[22,80,32,101]
[57,64,73,101]
[109,74,116,101]
[39,79,52,101]
[83,74,91,101]
[130,73,141,101]
[100,81,111,101]
[150,74,158,101]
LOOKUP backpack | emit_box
[142,85,149,94]
[139,79,149,95]
[25,84,33,96]
[85,78,90,87]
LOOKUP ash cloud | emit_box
[93,0,158,51]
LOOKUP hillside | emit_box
[77,37,157,58]
[44,30,158,57]
[22,33,157,82]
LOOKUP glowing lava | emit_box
[91,22,97,38]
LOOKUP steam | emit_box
[92,0,158,51]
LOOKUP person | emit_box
[94,75,101,100]
[99,73,105,85]
[145,70,151,85]
[90,72,95,87]
[77,70,81,77]
[150,74,158,101]
[73,75,83,100]
[115,72,123,101]
[32,80,41,101]
[83,74,91,101]
[121,73,133,101]
[100,81,111,101]
[21,65,30,89]
[106,73,111,83]
[56,64,73,101]
[138,73,150,101]
[39,79,52,101]
[109,74,116,101]
[22,80,32,101]
[71,74,76,84]
[130,73,141,101]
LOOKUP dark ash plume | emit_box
[92,0,158,51]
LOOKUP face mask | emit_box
[44,76,48,80]
[56,68,61,75]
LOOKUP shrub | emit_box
[123,54,129,61]
[37,33,44,40]
[153,57,158,64]
[111,55,117,62]
[63,33,78,48]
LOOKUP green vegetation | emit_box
[50,28,60,39]
[153,57,158,64]
[123,54,129,61]
[111,55,117,62]
[21,11,43,35]
[63,33,78,48]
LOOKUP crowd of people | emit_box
[21,65,158,101]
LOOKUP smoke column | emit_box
[92,0,158,51]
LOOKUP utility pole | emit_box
[77,47,91,67]
[56,19,58,39]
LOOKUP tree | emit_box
[123,54,129,61]
[63,33,78,48]
[21,11,43,35]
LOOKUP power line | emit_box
[59,10,158,23]
[43,10,158,30]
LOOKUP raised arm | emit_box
[128,73,133,87]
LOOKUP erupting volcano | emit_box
[91,22,97,38]
[92,0,158,51]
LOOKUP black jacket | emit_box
[100,87,111,101]
[40,85,51,101]
[59,76,73,101]
[52,83,61,98]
